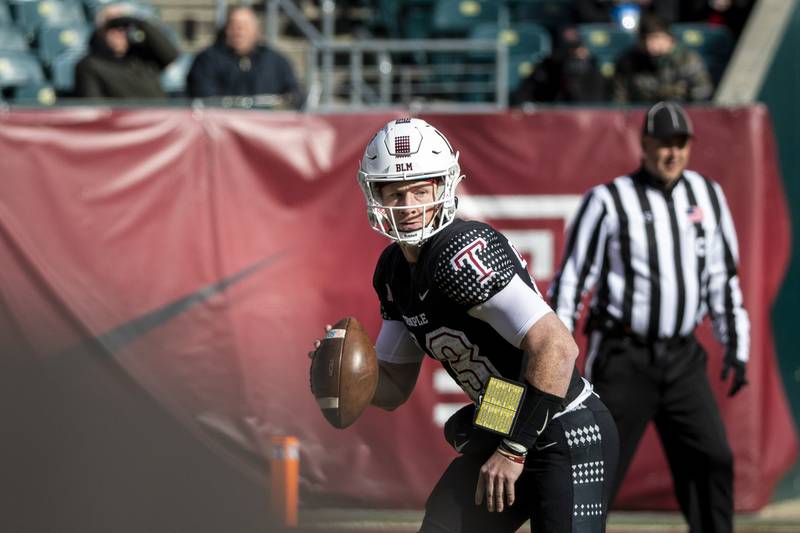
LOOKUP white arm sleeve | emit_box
[375,319,425,364]
[468,274,553,348]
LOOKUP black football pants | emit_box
[587,333,734,533]
[419,393,618,533]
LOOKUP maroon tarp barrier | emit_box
[0,106,795,511]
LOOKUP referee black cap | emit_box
[642,102,694,139]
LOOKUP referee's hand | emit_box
[721,357,748,397]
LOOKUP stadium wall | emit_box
[759,0,800,500]
[0,106,796,512]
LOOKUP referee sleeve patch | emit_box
[434,226,516,307]
[467,274,553,348]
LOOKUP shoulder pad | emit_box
[432,222,516,307]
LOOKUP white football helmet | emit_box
[357,118,463,245]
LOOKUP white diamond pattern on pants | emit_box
[571,460,605,484]
[565,424,601,448]
[573,502,604,517]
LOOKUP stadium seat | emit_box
[0,1,13,25]
[13,80,55,103]
[672,23,734,83]
[469,21,552,61]
[9,0,86,38]
[50,47,81,93]
[0,24,28,51]
[0,50,44,88]
[37,22,90,65]
[160,51,192,96]
[371,0,397,36]
[511,0,574,30]
[468,21,552,93]
[432,0,499,36]
[577,23,636,77]
[373,0,432,38]
[400,4,434,40]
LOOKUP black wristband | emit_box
[498,439,527,457]
[509,383,564,449]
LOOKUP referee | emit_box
[549,101,749,533]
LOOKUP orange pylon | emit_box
[270,436,299,528]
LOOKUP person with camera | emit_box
[74,3,179,99]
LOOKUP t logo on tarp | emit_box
[451,238,494,284]
[396,162,413,172]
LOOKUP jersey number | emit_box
[425,327,500,401]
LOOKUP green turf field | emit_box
[296,499,800,532]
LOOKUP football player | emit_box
[314,118,619,532]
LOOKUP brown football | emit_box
[310,317,378,429]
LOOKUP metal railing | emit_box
[264,0,511,111]
[304,39,508,111]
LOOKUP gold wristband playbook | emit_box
[474,376,526,435]
[473,376,565,454]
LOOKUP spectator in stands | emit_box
[613,13,713,103]
[576,0,680,25]
[512,26,607,105]
[186,5,301,106]
[681,0,754,36]
[74,3,178,98]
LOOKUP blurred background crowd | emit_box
[0,0,756,108]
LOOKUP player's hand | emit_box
[721,355,748,397]
[308,324,332,391]
[308,324,333,359]
[96,3,132,25]
[474,450,524,513]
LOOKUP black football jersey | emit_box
[372,218,546,402]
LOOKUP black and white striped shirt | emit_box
[549,167,750,364]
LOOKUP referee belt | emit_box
[588,314,694,352]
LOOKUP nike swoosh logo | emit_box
[419,289,429,301]
[52,253,285,363]
[534,441,557,451]
[454,438,469,452]
[536,409,549,435]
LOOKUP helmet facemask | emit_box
[359,164,463,245]
[357,118,464,246]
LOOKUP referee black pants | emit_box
[587,333,733,533]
